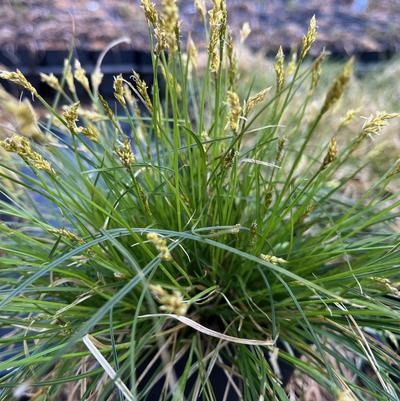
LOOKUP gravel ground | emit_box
[0,0,399,57]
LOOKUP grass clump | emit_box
[0,1,400,400]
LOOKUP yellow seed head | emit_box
[63,102,80,133]
[147,232,172,261]
[132,72,153,112]
[160,0,179,51]
[49,228,84,244]
[227,91,242,132]
[300,15,317,59]
[80,124,99,142]
[208,6,223,73]
[0,69,37,97]
[274,47,285,92]
[361,112,399,138]
[150,284,188,316]
[74,60,90,92]
[321,137,337,169]
[260,254,288,265]
[140,0,158,26]
[154,23,168,54]
[240,22,251,44]
[116,138,135,167]
[63,60,76,94]
[0,135,55,174]
[245,87,270,115]
[321,58,353,115]
[113,74,126,106]
[40,73,62,92]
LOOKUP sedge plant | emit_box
[0,1,400,400]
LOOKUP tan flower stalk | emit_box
[131,72,153,112]
[226,31,238,87]
[309,51,326,93]
[147,232,172,261]
[113,74,126,106]
[80,124,99,142]
[223,148,237,168]
[116,138,135,167]
[321,137,337,169]
[240,22,251,44]
[274,47,285,93]
[40,73,62,92]
[0,69,37,97]
[208,4,224,73]
[321,58,353,115]
[63,102,80,133]
[0,135,55,174]
[194,0,206,21]
[160,0,179,51]
[154,23,168,54]
[98,94,119,130]
[287,51,297,76]
[300,15,317,59]
[74,60,91,92]
[260,254,287,265]
[123,84,135,107]
[140,0,158,26]
[227,91,241,132]
[245,87,270,116]
[264,191,273,209]
[361,112,399,138]
[149,284,188,316]
[91,68,104,93]
[63,60,76,94]
[187,36,198,72]
[49,228,84,244]
[339,108,360,128]
[201,130,210,151]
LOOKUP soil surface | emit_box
[0,0,399,57]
